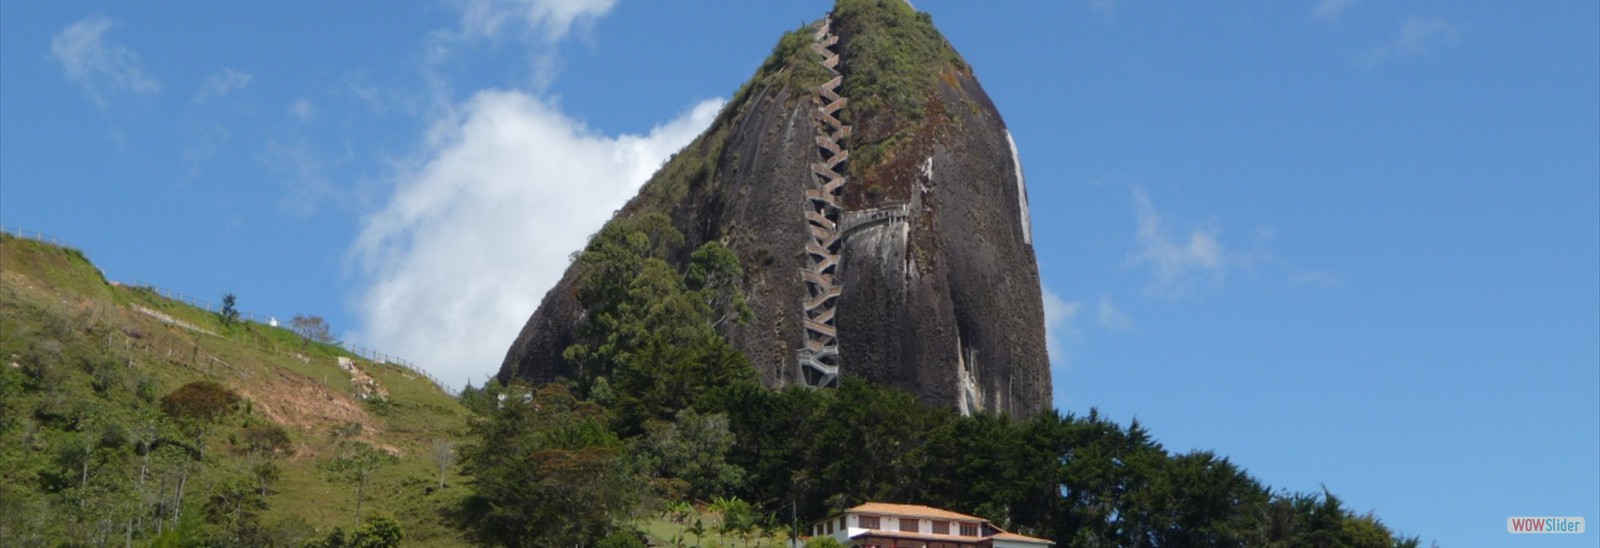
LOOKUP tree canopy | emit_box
[457,384,640,547]
[561,213,757,434]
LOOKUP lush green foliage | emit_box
[323,440,399,528]
[219,293,240,330]
[456,384,639,547]
[698,380,1420,546]
[805,536,848,548]
[635,409,744,502]
[0,234,471,546]
[766,24,834,93]
[562,213,757,434]
[831,0,966,175]
[304,514,405,548]
[833,0,961,123]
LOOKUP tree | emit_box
[160,381,241,425]
[324,441,396,528]
[430,440,455,489]
[805,537,847,548]
[159,381,240,459]
[596,530,648,548]
[202,474,268,545]
[239,424,291,495]
[218,293,240,330]
[290,314,334,349]
[457,384,640,547]
[684,518,706,548]
[305,514,405,548]
[457,380,504,416]
[709,496,755,545]
[686,241,753,328]
[562,214,757,434]
[157,379,242,529]
[636,409,744,501]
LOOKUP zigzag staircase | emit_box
[797,17,851,388]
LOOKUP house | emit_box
[802,502,1053,548]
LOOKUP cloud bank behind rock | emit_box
[351,90,722,389]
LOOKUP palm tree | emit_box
[686,518,706,548]
[666,501,694,547]
[754,513,783,547]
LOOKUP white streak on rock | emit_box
[1005,130,1032,245]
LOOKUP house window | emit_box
[840,517,846,530]
[900,518,919,532]
[859,515,880,529]
[931,520,950,534]
[826,521,834,534]
[959,523,979,537]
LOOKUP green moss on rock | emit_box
[830,0,967,194]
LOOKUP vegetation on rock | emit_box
[561,212,757,434]
[459,208,1422,546]
[832,0,967,187]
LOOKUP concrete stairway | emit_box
[797,17,851,388]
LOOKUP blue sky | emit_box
[2,1,1595,544]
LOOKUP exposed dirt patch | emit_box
[234,368,377,437]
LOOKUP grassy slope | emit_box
[637,511,788,547]
[0,234,471,545]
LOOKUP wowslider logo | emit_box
[1507,517,1585,534]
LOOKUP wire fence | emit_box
[2,224,454,395]
[3,226,66,246]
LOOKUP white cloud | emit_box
[350,90,722,389]
[1357,18,1462,68]
[426,0,617,95]
[194,68,252,104]
[455,0,616,43]
[1097,294,1131,331]
[288,98,316,123]
[1315,0,1356,20]
[1041,287,1083,370]
[49,15,160,109]
[1130,187,1237,296]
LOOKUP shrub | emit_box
[160,381,241,422]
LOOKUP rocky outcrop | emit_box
[499,0,1051,416]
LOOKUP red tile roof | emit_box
[848,502,984,522]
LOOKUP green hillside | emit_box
[0,233,472,546]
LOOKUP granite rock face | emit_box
[498,1,1052,416]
